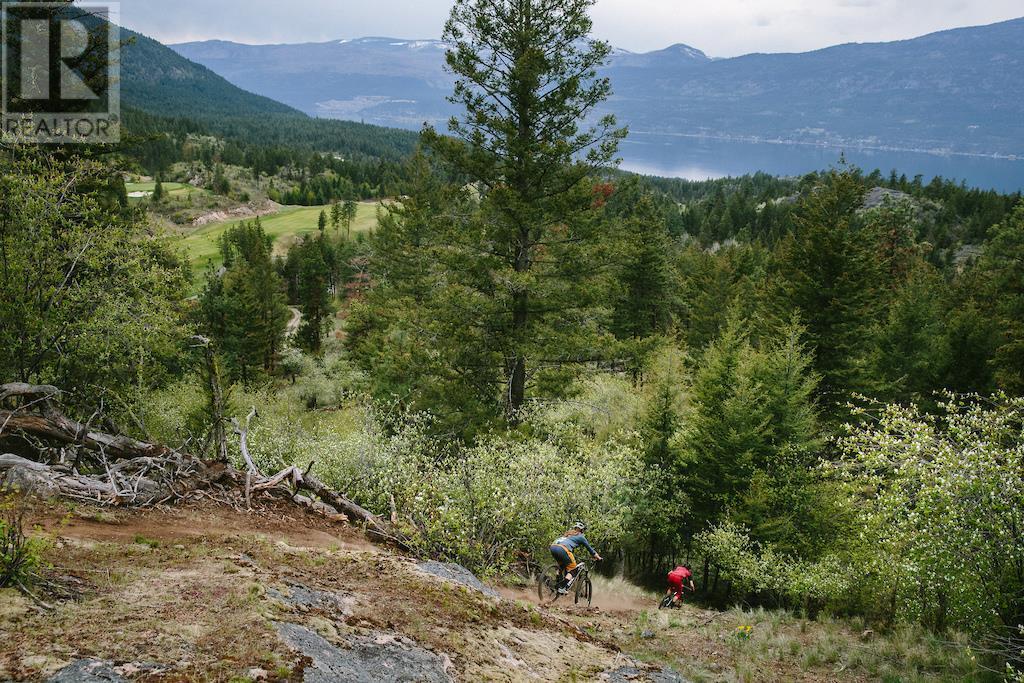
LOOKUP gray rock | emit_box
[861,187,914,210]
[604,665,689,682]
[416,560,499,598]
[276,622,453,683]
[641,629,656,639]
[954,244,983,267]
[268,582,355,616]
[47,660,126,683]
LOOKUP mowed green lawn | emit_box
[181,201,381,273]
[126,181,209,202]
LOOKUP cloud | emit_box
[117,0,1024,57]
[600,0,1023,55]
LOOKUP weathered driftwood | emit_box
[229,405,402,544]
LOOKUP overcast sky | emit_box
[119,0,1024,57]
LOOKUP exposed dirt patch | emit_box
[2,539,290,680]
[36,498,376,552]
[191,200,281,227]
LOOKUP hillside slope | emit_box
[605,17,1024,156]
[121,28,302,119]
[1,501,682,682]
[119,28,419,160]
[0,499,985,682]
[173,18,1024,155]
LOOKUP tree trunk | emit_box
[506,229,530,421]
[197,337,228,463]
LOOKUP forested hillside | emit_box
[118,24,418,197]
[3,1,1024,681]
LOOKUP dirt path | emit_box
[9,500,689,682]
[286,306,302,337]
[37,498,375,552]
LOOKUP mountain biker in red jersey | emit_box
[666,564,695,605]
[550,522,603,594]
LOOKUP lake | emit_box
[618,132,1024,194]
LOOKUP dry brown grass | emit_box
[2,536,294,681]
[550,597,989,683]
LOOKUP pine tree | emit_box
[611,193,678,341]
[318,209,327,233]
[211,164,231,196]
[631,344,691,550]
[422,0,627,421]
[771,169,878,422]
[981,202,1024,394]
[198,220,289,381]
[869,264,950,405]
[295,235,335,353]
[679,308,760,532]
[346,153,501,436]
[330,201,342,231]
[679,309,822,546]
[342,199,358,239]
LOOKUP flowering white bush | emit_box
[833,395,1024,632]
[236,393,645,574]
[696,521,855,613]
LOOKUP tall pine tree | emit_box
[423,0,627,421]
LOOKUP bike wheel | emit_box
[538,564,562,602]
[659,594,674,610]
[574,574,593,607]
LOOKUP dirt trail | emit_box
[499,577,656,617]
[39,499,376,552]
[7,501,687,682]
[286,307,302,337]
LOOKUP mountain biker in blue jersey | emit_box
[550,522,603,594]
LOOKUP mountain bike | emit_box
[658,586,692,609]
[537,560,594,606]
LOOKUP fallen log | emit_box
[0,453,228,506]
[1,383,172,461]
[228,406,404,545]
[0,412,173,460]
[0,383,60,404]
[298,470,403,545]
[1,385,409,548]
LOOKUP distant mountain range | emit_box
[172,18,1024,157]
[117,27,419,160]
[121,28,303,119]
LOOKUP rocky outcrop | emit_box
[603,664,690,682]
[861,187,914,210]
[46,660,125,683]
[415,561,499,598]
[275,623,454,683]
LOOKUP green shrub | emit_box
[237,394,645,573]
[0,493,46,589]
